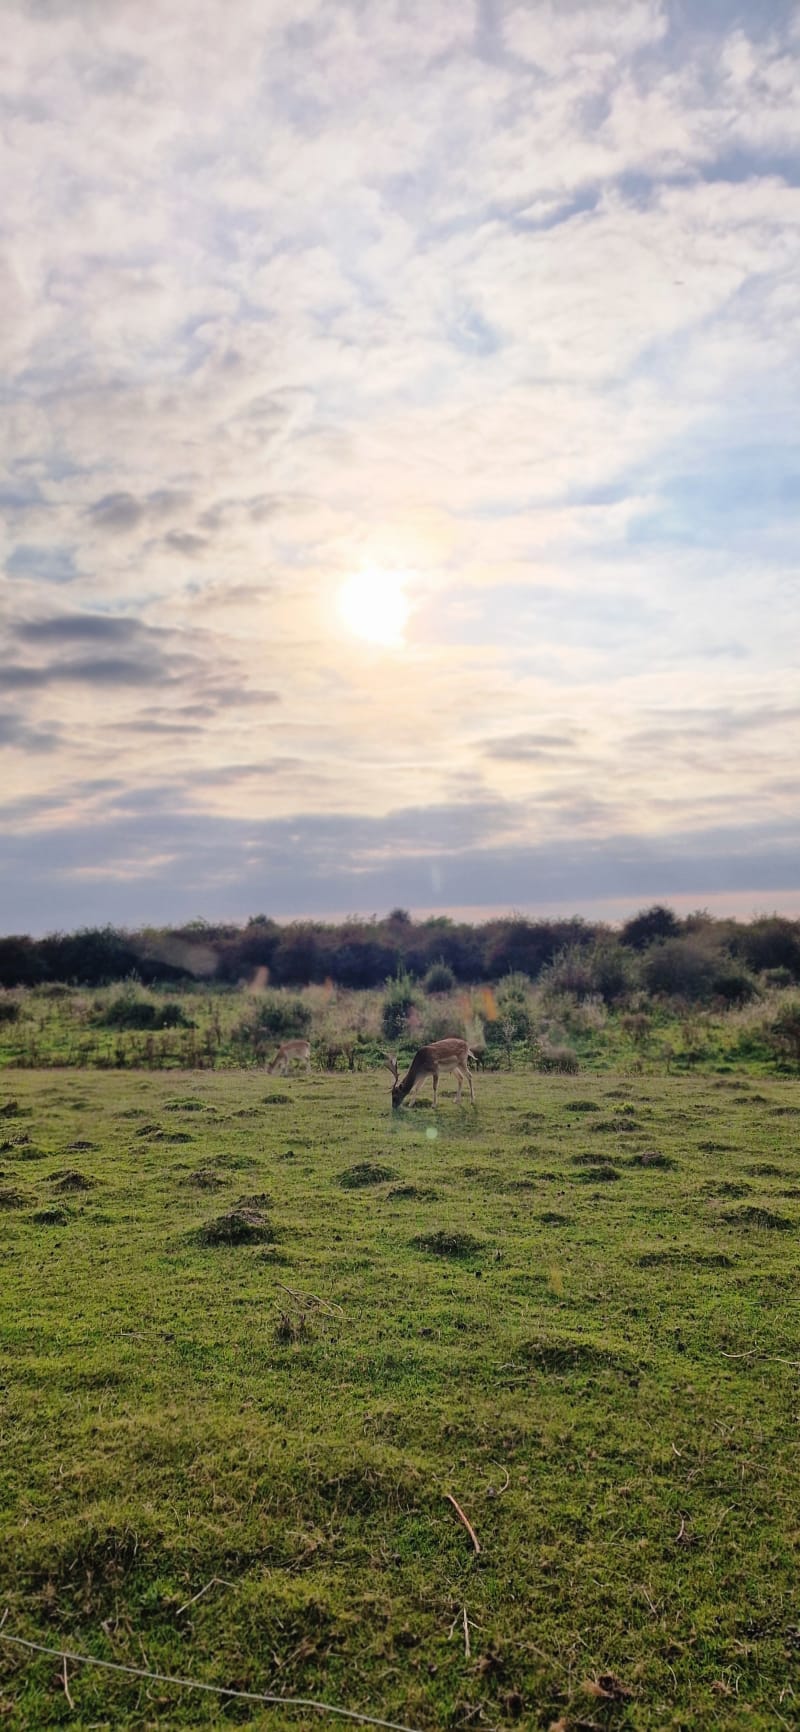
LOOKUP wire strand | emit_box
[0,1628,424,1732]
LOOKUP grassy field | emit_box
[1,1065,799,1730]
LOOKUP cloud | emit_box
[1,0,798,926]
[1,795,798,934]
[0,712,60,752]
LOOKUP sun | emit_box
[337,567,411,647]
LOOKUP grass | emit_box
[1,978,798,1077]
[1,1065,799,1729]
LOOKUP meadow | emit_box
[1,1059,799,1730]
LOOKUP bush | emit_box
[482,975,533,1050]
[239,995,312,1046]
[423,961,456,995]
[711,968,759,1006]
[766,1000,800,1064]
[620,905,680,950]
[642,938,719,1003]
[535,1044,579,1074]
[381,976,420,1042]
[736,917,800,980]
[420,1004,463,1044]
[0,1001,20,1025]
[97,995,194,1030]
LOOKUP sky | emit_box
[2,0,799,935]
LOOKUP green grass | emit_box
[1,1067,799,1729]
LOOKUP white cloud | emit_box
[1,0,799,922]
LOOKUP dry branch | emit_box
[444,1493,481,1554]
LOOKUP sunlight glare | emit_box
[337,567,411,647]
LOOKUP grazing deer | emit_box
[266,1039,312,1075]
[385,1038,476,1109]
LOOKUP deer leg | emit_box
[467,1065,475,1105]
[432,1069,439,1107]
[455,1068,463,1105]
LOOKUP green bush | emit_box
[642,938,719,1003]
[240,995,311,1044]
[422,961,457,995]
[711,968,759,1006]
[535,1043,579,1074]
[767,1000,800,1064]
[0,1001,20,1025]
[381,976,420,1042]
[97,996,194,1030]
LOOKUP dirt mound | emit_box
[184,1168,226,1189]
[196,1206,277,1246]
[722,1206,794,1231]
[32,1206,71,1226]
[66,1140,98,1153]
[50,1170,95,1192]
[573,1164,620,1183]
[387,1184,439,1201]
[338,1162,397,1188]
[0,1187,28,1209]
[630,1149,674,1168]
[412,1229,484,1258]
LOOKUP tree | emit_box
[620,905,679,950]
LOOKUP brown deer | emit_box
[266,1039,311,1075]
[385,1038,476,1109]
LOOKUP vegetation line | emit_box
[0,1627,425,1732]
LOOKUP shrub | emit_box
[381,975,420,1042]
[97,995,194,1030]
[420,1004,463,1045]
[711,967,759,1006]
[736,917,800,980]
[482,974,533,1050]
[541,945,596,1000]
[0,1001,20,1025]
[423,961,456,995]
[642,938,719,1003]
[238,995,311,1046]
[620,905,680,950]
[766,1000,800,1064]
[535,1044,579,1074]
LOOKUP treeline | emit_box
[2,905,800,1002]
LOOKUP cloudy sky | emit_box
[2,0,799,934]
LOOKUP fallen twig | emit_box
[444,1494,481,1554]
[176,1576,236,1617]
[62,1655,74,1710]
[276,1282,343,1317]
[0,1628,424,1732]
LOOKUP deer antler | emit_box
[383,1053,399,1082]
